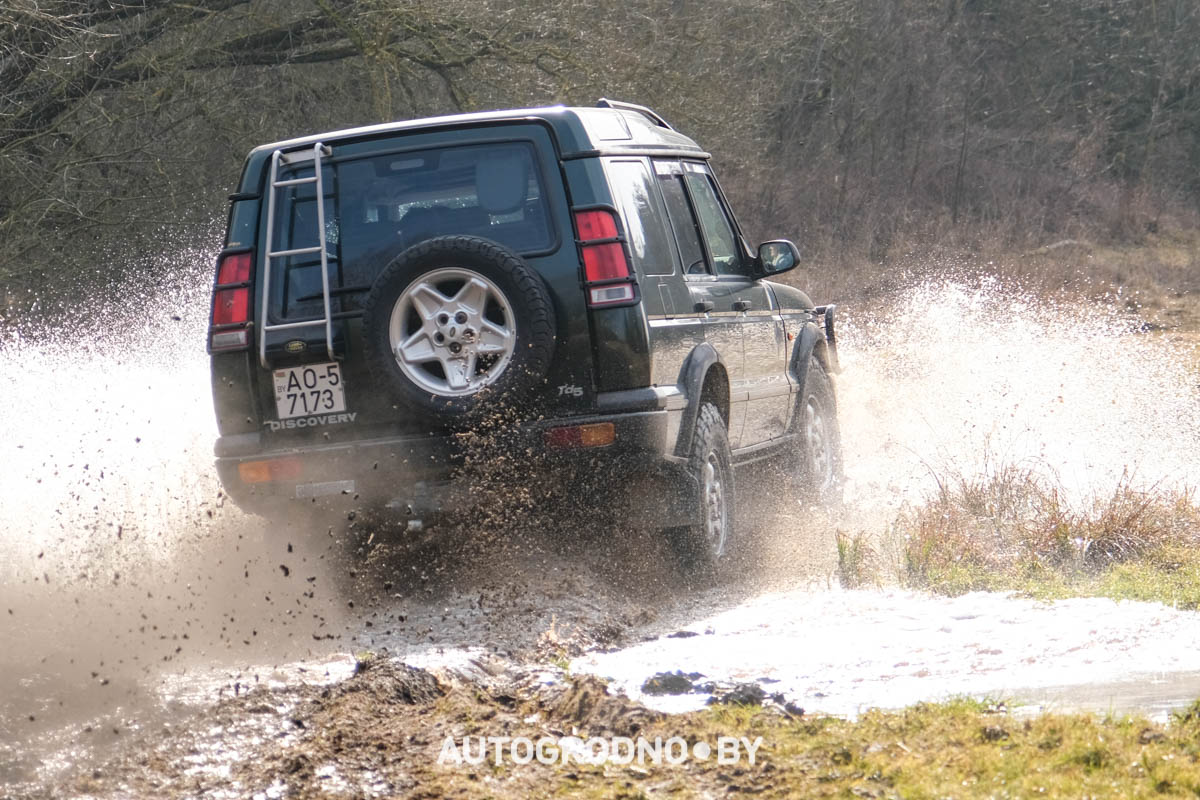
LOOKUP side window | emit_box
[684,172,746,277]
[605,159,676,276]
[656,171,708,275]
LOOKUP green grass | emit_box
[526,695,1200,799]
[894,468,1200,607]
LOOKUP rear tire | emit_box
[667,402,735,575]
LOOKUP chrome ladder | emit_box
[259,142,336,368]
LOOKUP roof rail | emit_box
[595,98,675,131]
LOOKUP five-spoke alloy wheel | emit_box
[362,236,555,425]
[389,267,517,397]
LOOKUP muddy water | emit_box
[574,588,1200,722]
[0,246,660,791]
[2,260,1199,792]
[0,250,356,789]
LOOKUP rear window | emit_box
[268,142,551,321]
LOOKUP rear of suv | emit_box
[208,99,843,570]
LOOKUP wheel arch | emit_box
[674,343,730,458]
[790,321,835,402]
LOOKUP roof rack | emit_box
[595,98,675,131]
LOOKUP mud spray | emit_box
[578,276,1200,718]
[1,254,1198,783]
[0,245,352,785]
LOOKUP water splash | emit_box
[0,242,352,790]
[0,244,220,564]
[835,277,1200,511]
[578,279,1200,720]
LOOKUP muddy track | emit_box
[0,472,832,797]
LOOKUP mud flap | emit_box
[620,461,700,529]
[812,304,840,373]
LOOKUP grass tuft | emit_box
[835,530,881,589]
[897,467,1200,605]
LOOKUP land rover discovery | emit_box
[207,99,843,570]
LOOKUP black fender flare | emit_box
[789,321,835,426]
[674,342,727,459]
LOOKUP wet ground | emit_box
[574,587,1200,721]
[2,271,1200,796]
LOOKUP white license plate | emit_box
[273,362,346,420]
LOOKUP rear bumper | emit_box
[214,409,682,519]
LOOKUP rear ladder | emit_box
[259,142,336,368]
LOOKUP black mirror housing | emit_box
[757,239,800,276]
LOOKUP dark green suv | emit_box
[208,99,842,570]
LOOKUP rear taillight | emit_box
[212,288,250,325]
[573,208,637,308]
[209,250,253,353]
[217,250,252,284]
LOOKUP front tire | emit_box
[794,356,843,504]
[668,402,735,574]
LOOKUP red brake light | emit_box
[574,209,619,241]
[217,251,252,284]
[210,250,253,351]
[573,209,636,308]
[582,243,629,282]
[212,287,250,326]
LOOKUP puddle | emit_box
[574,588,1200,719]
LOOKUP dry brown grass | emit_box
[897,467,1200,602]
[783,223,1200,321]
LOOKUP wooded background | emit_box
[3,0,1198,307]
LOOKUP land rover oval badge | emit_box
[285,340,306,354]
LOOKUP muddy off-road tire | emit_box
[667,402,735,574]
[793,356,843,504]
[361,236,556,426]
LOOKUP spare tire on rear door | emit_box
[361,235,556,426]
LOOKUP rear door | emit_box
[253,126,583,444]
[603,158,700,391]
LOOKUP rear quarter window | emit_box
[604,159,677,277]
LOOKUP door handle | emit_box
[732,299,752,312]
[694,300,714,313]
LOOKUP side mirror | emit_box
[757,240,800,276]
